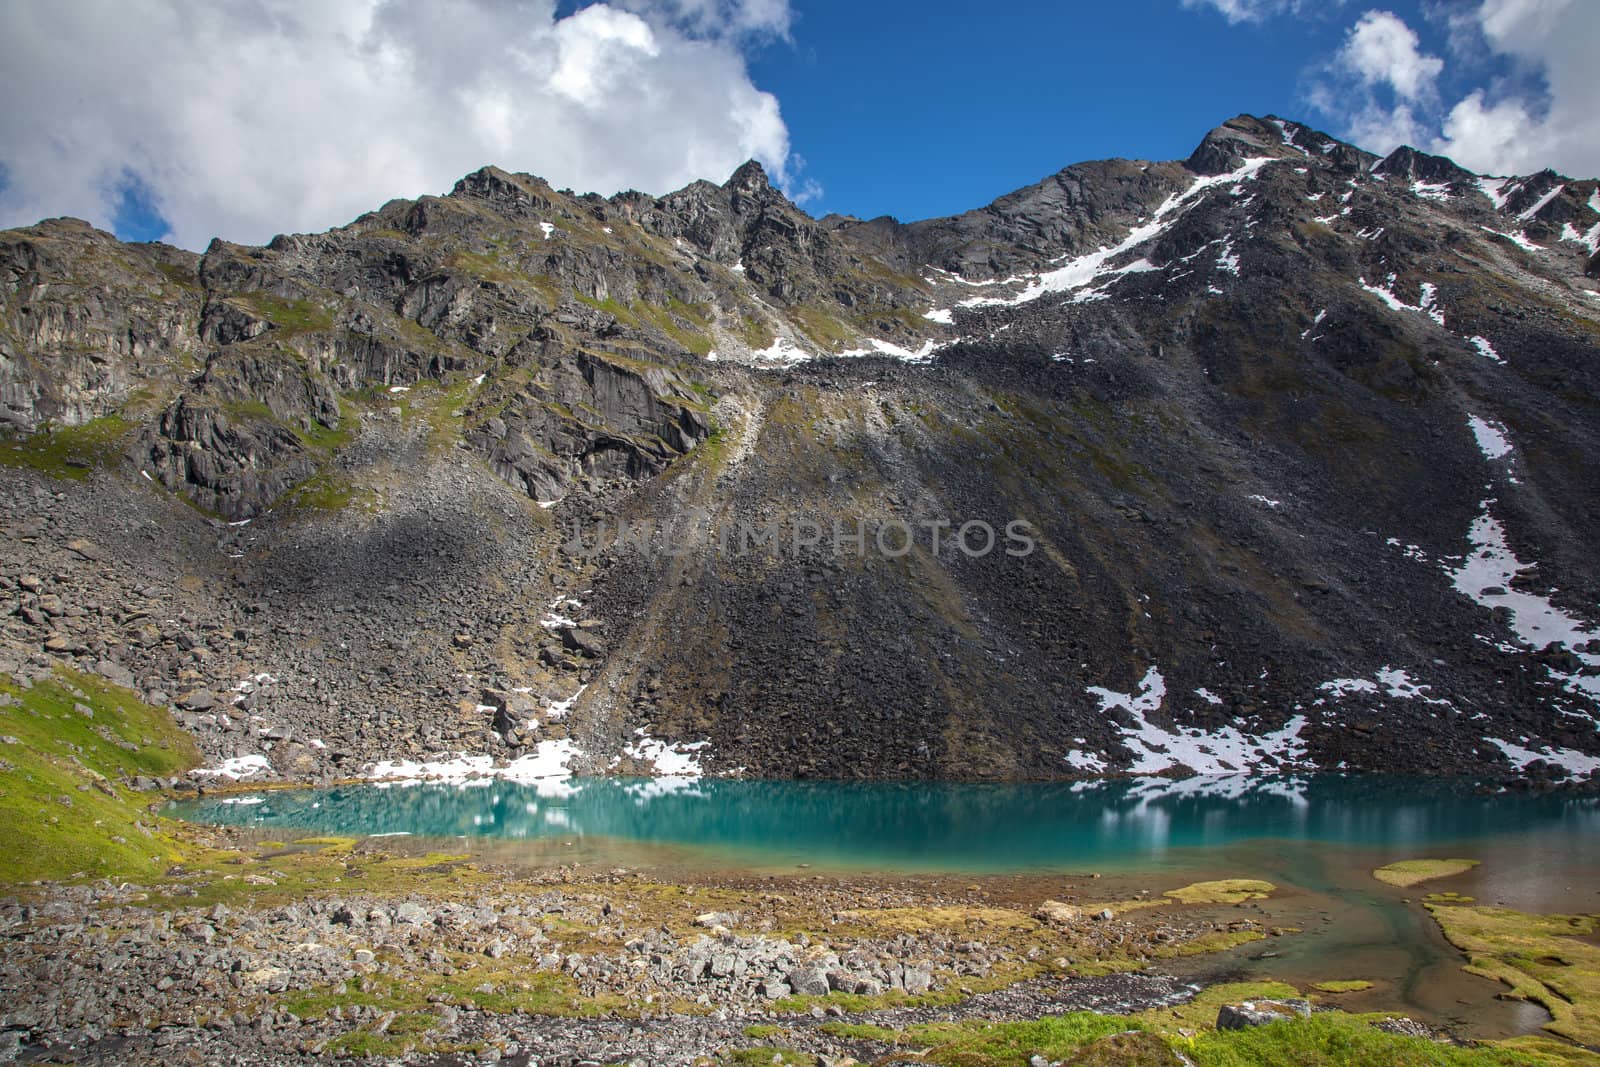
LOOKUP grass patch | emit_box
[1428,903,1600,1047]
[1164,879,1276,905]
[1374,859,1480,887]
[891,1014,1143,1066]
[239,293,334,335]
[1181,1012,1539,1066]
[1133,981,1303,1037]
[1312,980,1374,993]
[286,963,626,1026]
[835,905,1039,934]
[723,1049,815,1066]
[0,668,199,883]
[0,415,134,480]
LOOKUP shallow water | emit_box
[171,774,1600,1040]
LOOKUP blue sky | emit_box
[1,0,1594,248]
[749,0,1352,221]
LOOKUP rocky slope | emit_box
[3,114,1599,784]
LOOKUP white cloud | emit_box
[1306,1,1600,177]
[1180,0,1313,23]
[1431,0,1600,177]
[1337,10,1443,101]
[0,0,797,250]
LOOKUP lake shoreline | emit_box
[4,820,1594,1064]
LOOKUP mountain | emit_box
[3,114,1599,785]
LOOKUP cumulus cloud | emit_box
[1430,0,1600,176]
[0,0,799,250]
[1306,1,1600,176]
[1337,10,1443,101]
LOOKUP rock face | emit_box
[2,113,1600,783]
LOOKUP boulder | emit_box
[1034,900,1082,924]
[1216,999,1312,1030]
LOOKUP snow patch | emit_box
[194,754,272,780]
[622,729,708,778]
[539,222,555,239]
[1412,180,1451,201]
[365,739,584,785]
[1450,508,1600,663]
[1486,738,1600,777]
[838,337,942,364]
[959,157,1280,309]
[1468,336,1504,364]
[1301,308,1326,340]
[1478,177,1515,211]
[1085,667,1310,775]
[1479,226,1540,252]
[923,307,954,324]
[1467,415,1513,460]
[1517,183,1565,222]
[750,336,811,367]
[1359,274,1445,326]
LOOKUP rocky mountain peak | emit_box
[1184,114,1284,175]
[3,114,1600,786]
[1371,145,1476,186]
[724,158,773,196]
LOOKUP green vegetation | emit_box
[1164,879,1276,905]
[0,668,198,882]
[1373,858,1480,887]
[894,1014,1140,1065]
[786,305,857,351]
[1181,1013,1543,1066]
[722,1049,816,1066]
[0,414,134,480]
[238,293,334,335]
[1313,980,1375,994]
[1429,904,1600,1047]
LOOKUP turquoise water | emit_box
[169,774,1600,874]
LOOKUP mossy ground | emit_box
[1313,979,1375,993]
[0,667,198,882]
[806,995,1568,1067]
[0,414,135,480]
[1374,858,1480,887]
[1428,903,1600,1048]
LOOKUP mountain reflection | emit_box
[171,775,1600,872]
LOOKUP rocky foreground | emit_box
[2,828,1564,1067]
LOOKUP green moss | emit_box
[1428,904,1600,1047]
[723,1049,815,1066]
[1164,879,1277,905]
[736,314,775,350]
[239,293,334,335]
[286,961,625,1025]
[817,1022,899,1041]
[1312,980,1374,993]
[284,472,360,513]
[742,1024,785,1040]
[0,668,199,883]
[1134,982,1304,1037]
[0,415,134,480]
[1373,859,1480,887]
[891,1014,1143,1066]
[1181,1013,1538,1066]
[786,305,857,352]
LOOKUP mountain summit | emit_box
[2,116,1599,785]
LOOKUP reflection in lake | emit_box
[172,774,1600,874]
